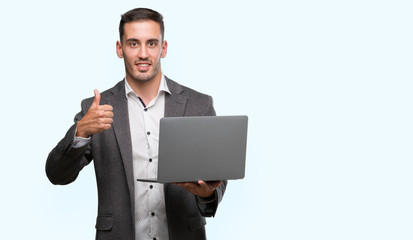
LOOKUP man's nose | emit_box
[138,46,149,59]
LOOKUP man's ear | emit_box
[161,40,168,58]
[116,41,123,58]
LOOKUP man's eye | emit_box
[148,42,157,47]
[130,42,138,47]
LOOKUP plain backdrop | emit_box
[1,0,412,239]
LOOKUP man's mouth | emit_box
[136,63,151,72]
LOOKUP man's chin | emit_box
[134,77,151,82]
[131,73,154,83]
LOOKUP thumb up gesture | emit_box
[76,90,114,138]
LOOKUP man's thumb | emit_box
[93,89,100,107]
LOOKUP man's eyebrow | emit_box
[147,38,160,43]
[126,38,139,42]
[125,38,159,43]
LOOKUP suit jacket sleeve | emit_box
[45,98,94,185]
[196,180,227,217]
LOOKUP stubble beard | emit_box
[125,58,162,83]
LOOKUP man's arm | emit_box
[197,180,227,217]
[45,114,92,185]
[174,180,227,217]
[45,90,113,185]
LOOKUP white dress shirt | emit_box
[125,75,170,240]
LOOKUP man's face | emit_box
[116,20,167,83]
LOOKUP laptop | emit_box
[137,115,248,183]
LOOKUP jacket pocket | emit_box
[95,215,113,231]
[188,216,206,231]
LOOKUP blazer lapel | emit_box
[106,80,135,219]
[164,77,188,117]
[163,77,188,210]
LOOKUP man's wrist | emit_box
[197,190,217,203]
[75,121,91,138]
[73,125,92,148]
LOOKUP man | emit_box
[46,8,226,240]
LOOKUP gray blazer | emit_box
[46,77,227,240]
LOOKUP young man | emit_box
[46,8,226,240]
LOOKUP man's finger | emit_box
[197,180,207,186]
[100,104,114,111]
[199,180,221,190]
[93,89,101,107]
[197,180,212,191]
[209,181,222,188]
[103,111,114,118]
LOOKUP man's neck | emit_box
[126,74,162,106]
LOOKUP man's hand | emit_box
[174,180,222,198]
[76,89,114,138]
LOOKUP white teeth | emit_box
[138,64,149,66]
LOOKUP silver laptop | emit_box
[137,115,248,183]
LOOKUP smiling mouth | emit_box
[136,63,151,72]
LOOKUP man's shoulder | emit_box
[166,76,212,100]
[165,76,215,116]
[101,79,125,97]
[80,79,124,106]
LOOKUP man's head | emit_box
[119,8,165,43]
[116,8,167,84]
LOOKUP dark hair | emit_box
[119,8,165,43]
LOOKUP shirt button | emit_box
[151,212,155,216]
[147,131,150,135]
[144,108,148,112]
[153,238,157,240]
[149,158,152,162]
[150,185,153,189]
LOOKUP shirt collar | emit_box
[124,74,171,98]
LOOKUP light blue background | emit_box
[0,0,412,239]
